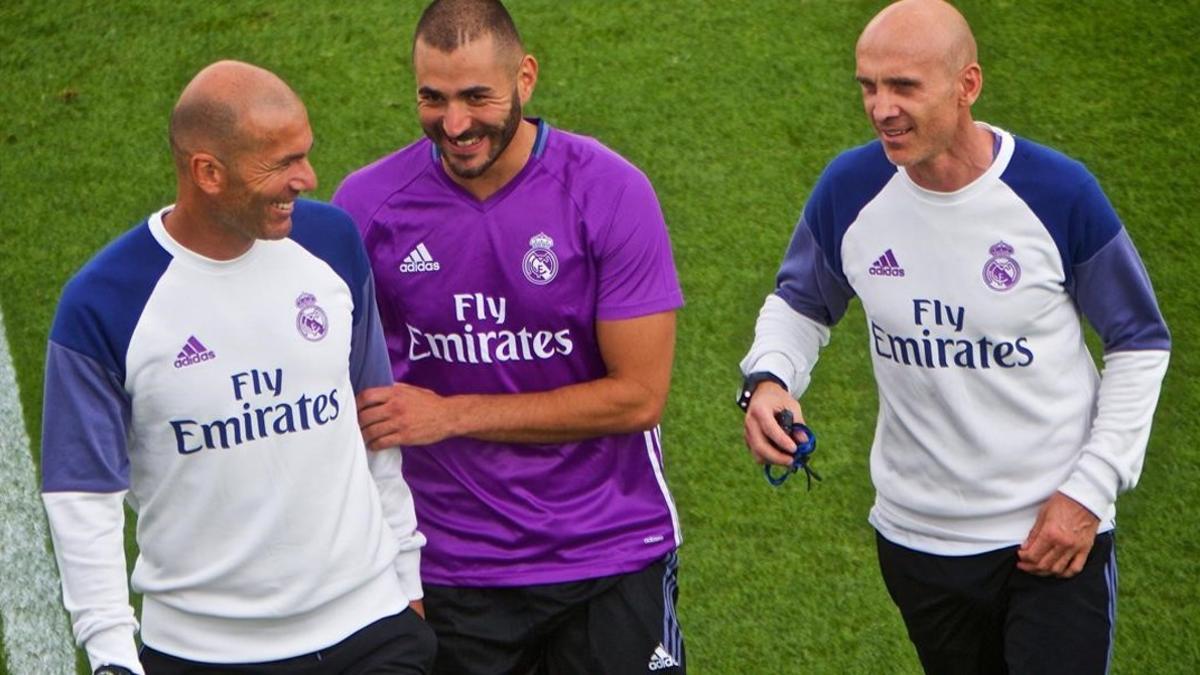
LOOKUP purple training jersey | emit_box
[333,119,684,586]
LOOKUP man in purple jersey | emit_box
[332,1,685,673]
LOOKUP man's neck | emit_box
[162,201,253,261]
[446,118,538,201]
[906,123,996,193]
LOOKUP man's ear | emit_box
[960,62,983,107]
[517,54,539,105]
[190,152,227,195]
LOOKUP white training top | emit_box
[42,200,424,670]
[743,125,1170,555]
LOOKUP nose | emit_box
[870,91,899,124]
[442,101,472,138]
[291,158,318,193]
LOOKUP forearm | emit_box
[740,294,830,397]
[364,447,426,600]
[449,372,665,444]
[1058,349,1170,519]
[42,491,142,675]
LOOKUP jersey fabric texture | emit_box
[41,200,425,671]
[742,124,1170,555]
[333,119,685,586]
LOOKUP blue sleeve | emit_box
[41,223,168,493]
[288,199,394,391]
[1002,139,1169,352]
[349,273,396,392]
[775,142,894,326]
[289,199,372,330]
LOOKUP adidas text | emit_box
[648,644,679,671]
[649,653,679,671]
[869,266,905,277]
[400,260,441,273]
[174,352,216,368]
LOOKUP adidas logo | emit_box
[648,643,680,671]
[173,336,216,369]
[399,243,440,273]
[868,248,905,277]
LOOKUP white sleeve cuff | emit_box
[1058,349,1169,520]
[740,294,830,398]
[42,491,141,674]
[84,624,144,675]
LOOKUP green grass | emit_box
[2,1,1197,673]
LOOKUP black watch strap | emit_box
[737,371,786,411]
[94,666,135,675]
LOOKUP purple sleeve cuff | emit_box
[1071,228,1170,352]
[41,341,131,493]
[775,220,855,327]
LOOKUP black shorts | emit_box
[139,609,436,674]
[876,531,1116,675]
[423,553,684,675]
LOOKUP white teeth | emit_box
[272,201,294,212]
[452,136,480,146]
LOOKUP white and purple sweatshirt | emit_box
[743,125,1171,555]
[42,200,424,671]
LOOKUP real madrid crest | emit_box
[522,232,558,286]
[295,292,329,341]
[982,241,1021,292]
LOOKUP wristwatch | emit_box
[94,666,135,675]
[736,371,787,411]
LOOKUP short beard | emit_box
[434,89,523,180]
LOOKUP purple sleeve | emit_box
[1072,228,1170,352]
[775,216,856,327]
[593,172,684,321]
[349,273,395,392]
[41,341,131,493]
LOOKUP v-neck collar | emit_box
[429,118,550,212]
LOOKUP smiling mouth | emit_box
[881,127,911,140]
[271,201,294,214]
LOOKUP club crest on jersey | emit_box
[982,241,1021,292]
[522,232,558,285]
[295,292,328,341]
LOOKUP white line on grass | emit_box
[0,304,77,673]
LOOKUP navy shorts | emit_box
[876,531,1117,675]
[140,609,436,674]
[424,553,684,675]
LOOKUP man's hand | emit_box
[742,381,804,467]
[356,383,458,449]
[1017,491,1101,578]
[408,599,425,619]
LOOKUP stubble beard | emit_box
[436,91,523,180]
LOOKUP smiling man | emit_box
[41,61,434,674]
[332,1,685,673]
[737,1,1169,673]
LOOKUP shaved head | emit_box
[858,0,977,75]
[169,60,304,168]
[414,0,524,67]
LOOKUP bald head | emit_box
[858,0,977,76]
[414,0,524,67]
[169,60,304,168]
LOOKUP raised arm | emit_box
[357,310,675,446]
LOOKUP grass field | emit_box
[2,1,1197,673]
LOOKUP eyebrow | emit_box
[276,140,314,167]
[418,85,495,98]
[856,75,922,87]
